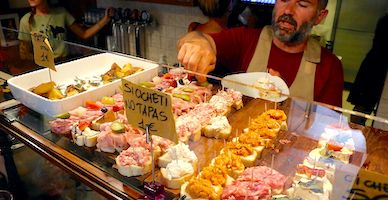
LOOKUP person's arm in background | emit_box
[68,7,114,40]
[18,14,34,61]
[19,40,34,61]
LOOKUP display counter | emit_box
[0,30,387,200]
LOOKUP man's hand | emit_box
[268,68,281,77]
[177,31,217,83]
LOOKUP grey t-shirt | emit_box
[18,7,75,58]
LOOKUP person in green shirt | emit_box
[18,0,113,61]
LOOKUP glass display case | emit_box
[0,28,387,200]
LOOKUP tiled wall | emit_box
[97,0,207,65]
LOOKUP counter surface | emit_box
[0,95,386,199]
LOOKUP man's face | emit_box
[272,0,327,44]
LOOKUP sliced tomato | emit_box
[163,73,174,79]
[187,74,194,82]
[78,121,90,131]
[328,142,343,151]
[85,100,102,110]
[112,105,124,112]
[169,80,177,88]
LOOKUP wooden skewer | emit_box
[271,154,275,175]
[48,69,53,82]
[313,156,318,180]
[349,191,356,200]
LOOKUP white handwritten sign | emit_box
[122,79,178,143]
[31,32,56,71]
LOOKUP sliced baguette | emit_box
[221,148,258,167]
[115,158,152,177]
[158,152,198,170]
[178,125,202,143]
[190,125,202,142]
[180,181,222,200]
[202,123,231,139]
[239,150,258,167]
[202,116,232,139]
[233,99,243,110]
[160,168,194,189]
[232,137,265,158]
[210,160,244,180]
[280,121,288,131]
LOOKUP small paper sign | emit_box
[31,32,56,71]
[122,79,178,143]
[347,169,388,199]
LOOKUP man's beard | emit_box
[271,12,316,45]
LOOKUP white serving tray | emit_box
[8,52,159,117]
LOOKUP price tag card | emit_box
[122,79,178,143]
[348,169,388,199]
[31,32,56,71]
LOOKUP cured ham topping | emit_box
[172,97,195,116]
[116,147,151,167]
[226,89,243,102]
[68,106,103,121]
[129,135,174,153]
[221,180,271,200]
[186,177,220,200]
[225,142,254,157]
[296,164,326,178]
[49,118,76,135]
[175,115,201,138]
[189,103,217,125]
[238,166,287,192]
[96,122,143,153]
[199,165,228,186]
[211,90,235,107]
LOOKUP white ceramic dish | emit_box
[221,72,289,102]
[8,53,159,117]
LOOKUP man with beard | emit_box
[177,0,343,107]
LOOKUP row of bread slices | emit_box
[114,108,288,191]
[177,110,289,199]
[49,67,212,143]
[176,89,243,143]
[179,147,288,199]
[68,88,243,152]
[115,109,290,199]
[229,109,288,163]
[279,125,356,199]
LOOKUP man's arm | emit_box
[177,31,217,82]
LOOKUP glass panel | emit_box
[1,27,387,200]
